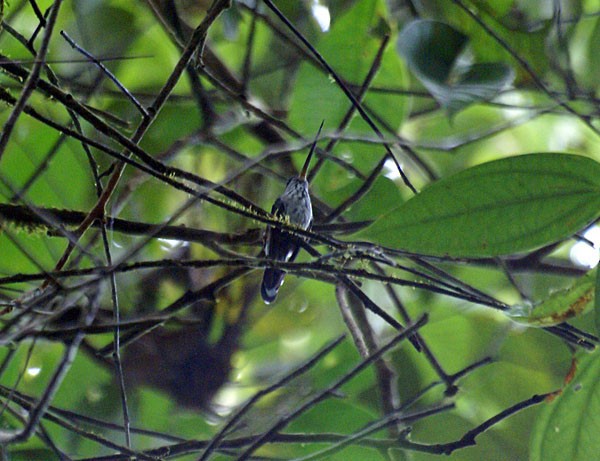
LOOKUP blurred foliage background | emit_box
[1,0,600,460]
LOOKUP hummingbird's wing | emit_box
[262,198,289,303]
[271,197,285,216]
[265,197,304,263]
[261,197,307,304]
[264,198,284,258]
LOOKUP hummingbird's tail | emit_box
[261,269,286,304]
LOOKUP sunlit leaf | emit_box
[509,272,595,326]
[594,270,600,335]
[397,19,514,114]
[530,351,600,461]
[360,154,600,257]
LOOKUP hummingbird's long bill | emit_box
[299,120,325,180]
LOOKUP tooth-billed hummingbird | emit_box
[261,122,324,304]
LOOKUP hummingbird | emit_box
[261,122,324,304]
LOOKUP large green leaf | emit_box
[360,154,600,257]
[530,351,600,461]
[397,20,514,114]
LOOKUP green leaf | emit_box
[509,272,595,327]
[329,175,404,222]
[360,154,600,257]
[530,351,600,461]
[289,0,408,139]
[595,266,600,338]
[397,20,514,114]
[10,449,57,461]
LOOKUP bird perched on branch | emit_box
[261,122,324,304]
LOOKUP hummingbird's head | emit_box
[284,176,309,195]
